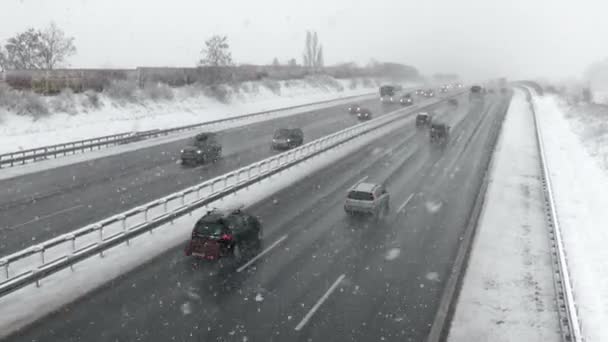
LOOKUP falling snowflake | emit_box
[425,272,440,282]
[425,200,443,213]
[180,302,192,315]
[255,293,264,302]
[385,248,401,261]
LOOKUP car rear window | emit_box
[194,221,225,236]
[347,191,374,201]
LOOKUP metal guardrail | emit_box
[0,92,375,169]
[524,86,584,342]
[0,93,461,298]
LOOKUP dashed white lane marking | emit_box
[236,234,288,273]
[398,193,415,213]
[4,204,85,231]
[294,274,346,331]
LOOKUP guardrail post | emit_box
[224,176,228,188]
[162,199,168,213]
[65,233,76,253]
[120,215,129,246]
[144,207,149,223]
[33,269,41,288]
[33,246,45,265]
[0,259,8,280]
[180,193,185,206]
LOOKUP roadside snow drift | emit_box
[449,89,560,341]
[534,93,608,342]
[0,77,393,154]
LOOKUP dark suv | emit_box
[184,207,262,261]
[430,123,450,144]
[416,112,432,127]
[271,128,304,150]
[181,133,222,165]
[357,108,373,121]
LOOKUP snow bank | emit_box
[449,89,560,341]
[534,94,608,342]
[0,77,400,154]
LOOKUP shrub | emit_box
[203,84,231,103]
[261,78,281,95]
[104,80,137,102]
[50,88,77,114]
[16,91,49,118]
[84,90,101,108]
[143,82,174,101]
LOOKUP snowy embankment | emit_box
[0,76,392,154]
[448,89,560,341]
[534,93,608,341]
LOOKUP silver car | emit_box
[344,182,390,220]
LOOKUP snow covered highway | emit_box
[0,91,512,341]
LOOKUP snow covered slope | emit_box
[534,93,608,342]
[0,77,397,154]
[448,89,560,341]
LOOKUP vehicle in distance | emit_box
[344,182,390,220]
[357,108,373,121]
[399,94,414,106]
[415,89,425,95]
[271,128,304,150]
[184,207,262,261]
[448,98,459,106]
[380,85,402,103]
[430,122,450,144]
[469,85,484,101]
[439,85,449,93]
[423,89,435,97]
[181,132,222,165]
[348,103,362,114]
[416,112,432,127]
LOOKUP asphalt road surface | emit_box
[0,95,434,255]
[4,92,511,342]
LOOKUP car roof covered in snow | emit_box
[352,182,378,193]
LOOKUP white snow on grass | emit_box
[0,102,416,339]
[0,77,398,154]
[448,89,560,342]
[534,92,608,342]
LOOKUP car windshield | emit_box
[274,129,290,138]
[3,2,602,341]
[347,190,374,201]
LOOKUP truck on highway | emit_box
[469,85,484,101]
[379,85,403,103]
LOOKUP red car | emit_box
[185,208,262,261]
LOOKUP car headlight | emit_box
[180,149,184,153]
[197,150,202,154]
[287,139,291,142]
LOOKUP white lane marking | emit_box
[353,176,368,186]
[236,234,288,273]
[398,193,415,213]
[295,274,346,331]
[5,204,85,231]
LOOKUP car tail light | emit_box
[221,234,233,241]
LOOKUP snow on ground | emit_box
[0,103,415,339]
[0,77,398,154]
[533,92,608,342]
[448,89,560,341]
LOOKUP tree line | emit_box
[0,25,328,72]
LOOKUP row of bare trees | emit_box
[0,25,325,71]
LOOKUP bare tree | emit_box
[0,28,44,70]
[272,57,280,66]
[302,31,323,70]
[0,23,76,70]
[287,58,298,67]
[198,35,233,66]
[39,22,77,69]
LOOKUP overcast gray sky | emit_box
[2,0,606,81]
